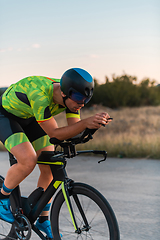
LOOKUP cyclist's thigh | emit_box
[0,108,52,153]
[23,119,53,152]
[0,110,30,152]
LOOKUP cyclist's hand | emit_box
[85,112,112,129]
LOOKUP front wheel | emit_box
[50,182,120,240]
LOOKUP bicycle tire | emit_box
[50,182,120,240]
[0,175,18,240]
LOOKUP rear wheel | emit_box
[51,182,120,240]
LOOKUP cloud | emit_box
[32,44,41,49]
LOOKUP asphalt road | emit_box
[0,151,160,240]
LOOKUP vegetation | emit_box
[89,74,160,108]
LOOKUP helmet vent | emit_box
[85,88,90,97]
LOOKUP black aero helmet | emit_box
[60,68,94,104]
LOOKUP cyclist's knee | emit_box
[16,153,37,176]
[25,156,37,172]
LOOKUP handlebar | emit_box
[49,128,107,162]
[77,150,107,163]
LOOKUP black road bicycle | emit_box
[0,128,120,240]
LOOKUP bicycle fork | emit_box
[61,180,90,234]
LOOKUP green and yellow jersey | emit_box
[2,76,80,123]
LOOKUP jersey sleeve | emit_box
[65,108,80,119]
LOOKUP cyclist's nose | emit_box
[77,103,84,107]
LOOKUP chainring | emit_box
[14,214,31,240]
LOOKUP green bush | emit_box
[89,74,160,108]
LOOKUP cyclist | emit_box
[0,68,111,238]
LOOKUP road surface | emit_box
[0,151,160,240]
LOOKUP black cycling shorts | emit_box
[0,97,52,152]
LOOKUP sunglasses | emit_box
[69,91,89,104]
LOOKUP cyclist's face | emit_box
[65,98,84,112]
[61,92,84,112]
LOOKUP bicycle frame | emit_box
[8,151,82,238]
[8,139,107,239]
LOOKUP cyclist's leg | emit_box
[36,145,54,191]
[2,142,37,192]
[23,120,54,238]
[35,147,54,238]
[22,118,54,195]
[0,144,37,225]
[36,145,54,217]
[23,119,54,194]
[0,114,38,223]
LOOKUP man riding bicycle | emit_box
[0,68,111,239]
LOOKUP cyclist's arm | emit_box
[40,112,108,141]
[40,117,87,140]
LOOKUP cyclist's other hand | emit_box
[85,112,111,129]
[99,112,113,126]
[105,113,113,125]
